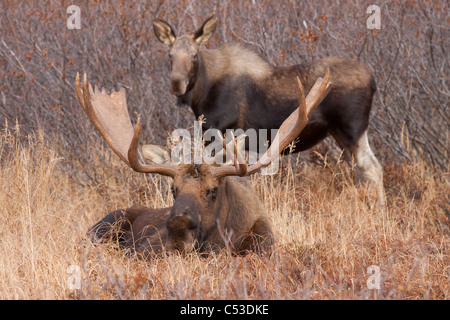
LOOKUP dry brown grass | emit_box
[0,126,448,300]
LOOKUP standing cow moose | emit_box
[76,70,331,257]
[153,14,385,205]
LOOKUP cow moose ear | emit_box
[153,19,177,46]
[142,145,172,164]
[194,14,217,44]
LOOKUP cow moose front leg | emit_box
[333,130,385,209]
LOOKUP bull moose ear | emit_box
[194,14,217,44]
[142,145,172,164]
[153,19,177,46]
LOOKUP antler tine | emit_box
[247,68,331,175]
[211,71,331,179]
[305,68,331,114]
[74,73,177,178]
[75,73,86,112]
[229,131,247,176]
[78,73,132,166]
[244,70,332,176]
[225,131,247,176]
[211,131,247,177]
[127,117,178,177]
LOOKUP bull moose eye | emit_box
[207,187,218,201]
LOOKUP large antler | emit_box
[211,69,332,178]
[75,73,178,177]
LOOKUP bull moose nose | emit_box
[167,213,197,232]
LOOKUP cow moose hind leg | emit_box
[332,129,386,209]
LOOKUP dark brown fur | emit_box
[90,164,273,257]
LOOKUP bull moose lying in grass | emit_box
[75,70,331,257]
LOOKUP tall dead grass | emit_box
[0,126,448,299]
